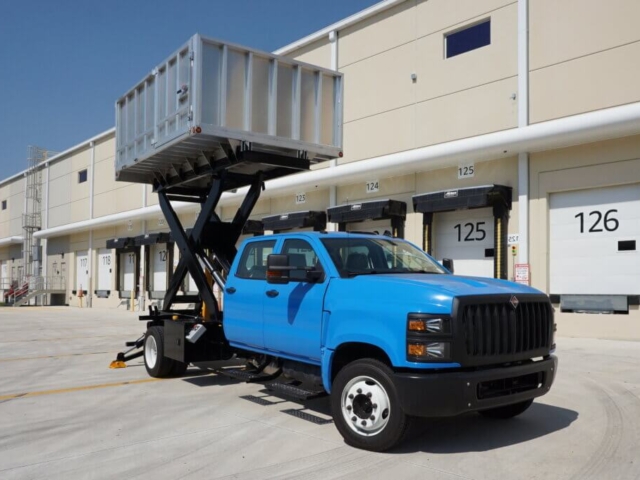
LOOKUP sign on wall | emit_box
[508,233,520,245]
[366,180,379,193]
[457,162,475,179]
[515,263,530,285]
[295,192,306,205]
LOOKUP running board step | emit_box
[265,382,327,400]
[215,368,279,383]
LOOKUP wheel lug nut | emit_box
[361,420,367,426]
[352,416,357,422]
[372,403,378,409]
[348,394,354,399]
[370,415,375,421]
[357,388,362,394]
[366,392,372,398]
[347,405,352,411]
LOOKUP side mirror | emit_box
[442,258,454,274]
[266,254,294,284]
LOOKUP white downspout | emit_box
[518,0,530,267]
[140,184,147,311]
[328,30,339,231]
[42,164,50,302]
[88,141,96,307]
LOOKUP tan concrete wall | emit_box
[415,0,514,38]
[415,2,517,103]
[415,76,517,146]
[269,188,330,215]
[47,146,92,227]
[339,1,415,68]
[529,135,640,293]
[0,176,25,237]
[529,0,640,123]
[291,38,331,69]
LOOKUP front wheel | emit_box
[331,359,411,452]
[479,399,533,419]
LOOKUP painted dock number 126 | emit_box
[575,209,619,233]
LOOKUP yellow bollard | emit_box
[130,289,135,312]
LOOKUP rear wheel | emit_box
[331,359,411,452]
[144,326,175,378]
[479,399,533,419]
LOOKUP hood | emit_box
[348,273,542,297]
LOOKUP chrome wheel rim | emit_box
[341,375,391,436]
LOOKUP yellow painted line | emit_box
[0,351,111,363]
[0,378,163,401]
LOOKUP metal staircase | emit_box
[19,146,60,306]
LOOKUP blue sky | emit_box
[0,0,377,178]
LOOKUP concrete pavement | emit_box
[0,307,638,479]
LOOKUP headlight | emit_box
[407,313,453,362]
[407,342,451,361]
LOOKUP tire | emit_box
[331,358,411,452]
[144,326,175,378]
[479,399,534,419]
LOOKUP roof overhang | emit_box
[0,236,24,247]
[34,101,640,240]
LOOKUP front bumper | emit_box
[394,355,557,417]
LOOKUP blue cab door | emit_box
[223,239,276,349]
[262,238,328,363]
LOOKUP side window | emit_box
[282,239,322,281]
[235,240,276,280]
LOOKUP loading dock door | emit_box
[151,243,168,292]
[413,185,512,279]
[75,251,89,293]
[120,251,136,292]
[97,249,112,291]
[550,184,640,295]
[433,208,495,277]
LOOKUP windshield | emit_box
[321,237,447,277]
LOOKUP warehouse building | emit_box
[1,0,639,333]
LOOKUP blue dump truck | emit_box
[112,35,556,451]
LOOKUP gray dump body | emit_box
[115,34,343,186]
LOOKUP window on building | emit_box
[1,200,6,210]
[445,19,491,58]
[78,169,88,183]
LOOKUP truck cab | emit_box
[218,232,557,451]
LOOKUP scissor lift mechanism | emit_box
[111,146,311,366]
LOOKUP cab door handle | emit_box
[266,290,279,298]
[225,287,236,294]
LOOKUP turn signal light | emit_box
[408,320,426,331]
[407,342,451,360]
[407,315,451,334]
[408,343,426,356]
